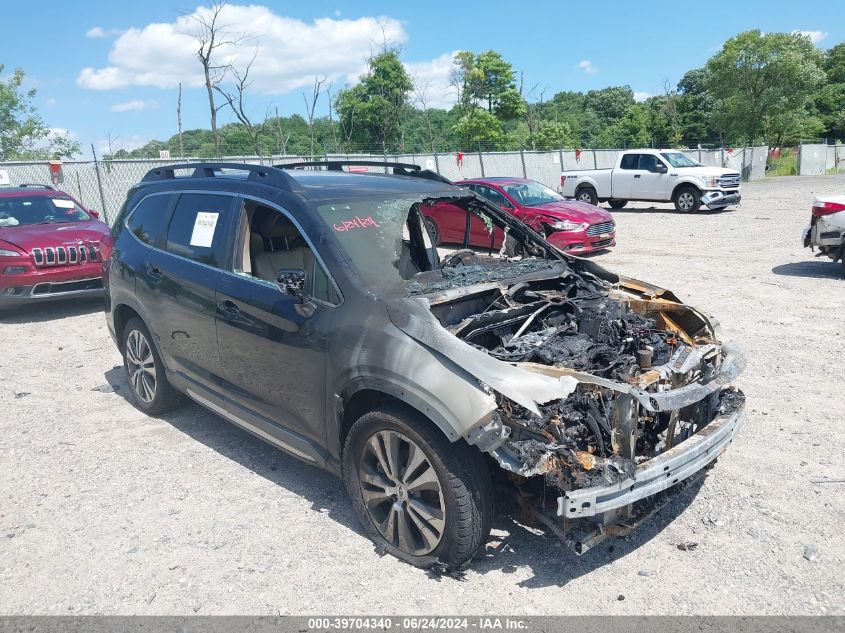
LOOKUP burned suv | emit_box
[105,161,745,569]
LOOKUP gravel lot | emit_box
[1,174,843,616]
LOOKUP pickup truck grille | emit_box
[586,221,615,237]
[718,173,741,188]
[31,243,100,267]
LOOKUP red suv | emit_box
[0,185,110,309]
[423,177,615,254]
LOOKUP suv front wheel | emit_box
[122,316,181,415]
[342,405,493,569]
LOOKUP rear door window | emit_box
[164,193,236,269]
[620,154,640,170]
[126,194,173,246]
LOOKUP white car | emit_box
[803,195,845,272]
[560,149,741,213]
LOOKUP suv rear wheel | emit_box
[122,317,181,415]
[342,405,493,569]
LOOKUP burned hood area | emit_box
[418,252,745,501]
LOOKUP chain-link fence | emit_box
[0,146,774,226]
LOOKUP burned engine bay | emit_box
[427,261,746,498]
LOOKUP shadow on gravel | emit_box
[608,206,732,216]
[772,261,844,279]
[103,366,361,534]
[470,475,706,588]
[0,297,104,324]
[103,363,707,586]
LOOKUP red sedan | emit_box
[423,177,616,254]
[0,186,110,309]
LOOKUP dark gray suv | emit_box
[105,161,746,569]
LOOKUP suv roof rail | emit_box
[18,183,56,190]
[140,162,302,192]
[279,160,454,186]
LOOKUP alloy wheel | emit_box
[678,192,695,210]
[357,430,446,556]
[126,329,157,404]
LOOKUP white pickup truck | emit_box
[559,149,742,213]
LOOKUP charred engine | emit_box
[429,270,745,492]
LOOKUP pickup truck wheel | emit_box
[576,186,598,206]
[608,199,627,209]
[122,317,181,415]
[342,405,493,570]
[673,186,701,213]
[424,217,441,246]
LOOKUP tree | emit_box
[0,65,79,160]
[817,43,845,140]
[302,76,326,158]
[188,1,246,157]
[452,108,501,146]
[335,51,413,152]
[704,30,825,145]
[215,51,263,156]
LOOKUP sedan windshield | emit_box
[660,152,701,168]
[501,181,564,206]
[0,196,90,227]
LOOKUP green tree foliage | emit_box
[113,30,845,159]
[0,65,80,160]
[704,30,825,145]
[335,51,413,152]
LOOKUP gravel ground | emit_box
[1,174,843,616]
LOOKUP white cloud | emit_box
[633,91,653,102]
[406,51,459,109]
[111,99,158,112]
[792,29,827,44]
[77,4,407,94]
[86,26,125,38]
[97,134,150,156]
[576,60,598,75]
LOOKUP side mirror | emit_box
[654,164,668,174]
[89,209,101,219]
[275,269,306,302]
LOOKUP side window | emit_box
[164,193,234,268]
[620,154,639,170]
[638,154,660,172]
[126,195,172,245]
[477,185,510,207]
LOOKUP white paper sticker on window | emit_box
[189,212,219,247]
[52,198,76,209]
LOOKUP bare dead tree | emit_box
[522,79,546,151]
[325,82,340,153]
[187,1,246,157]
[271,106,291,156]
[412,76,437,153]
[177,82,185,158]
[214,50,262,157]
[104,130,120,159]
[302,76,326,159]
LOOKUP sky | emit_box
[0,0,841,157]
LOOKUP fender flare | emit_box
[337,375,487,443]
[671,179,703,199]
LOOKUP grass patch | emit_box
[766,152,798,177]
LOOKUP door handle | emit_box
[217,300,241,321]
[634,174,641,179]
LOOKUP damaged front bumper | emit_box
[559,397,745,519]
[701,190,741,209]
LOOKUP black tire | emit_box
[121,317,181,416]
[424,217,441,246]
[673,186,701,213]
[575,186,598,206]
[342,404,494,570]
[608,199,627,209]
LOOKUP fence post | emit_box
[591,148,597,170]
[519,149,527,178]
[797,144,803,176]
[91,144,109,221]
[433,151,440,174]
[558,148,565,172]
[477,143,485,177]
